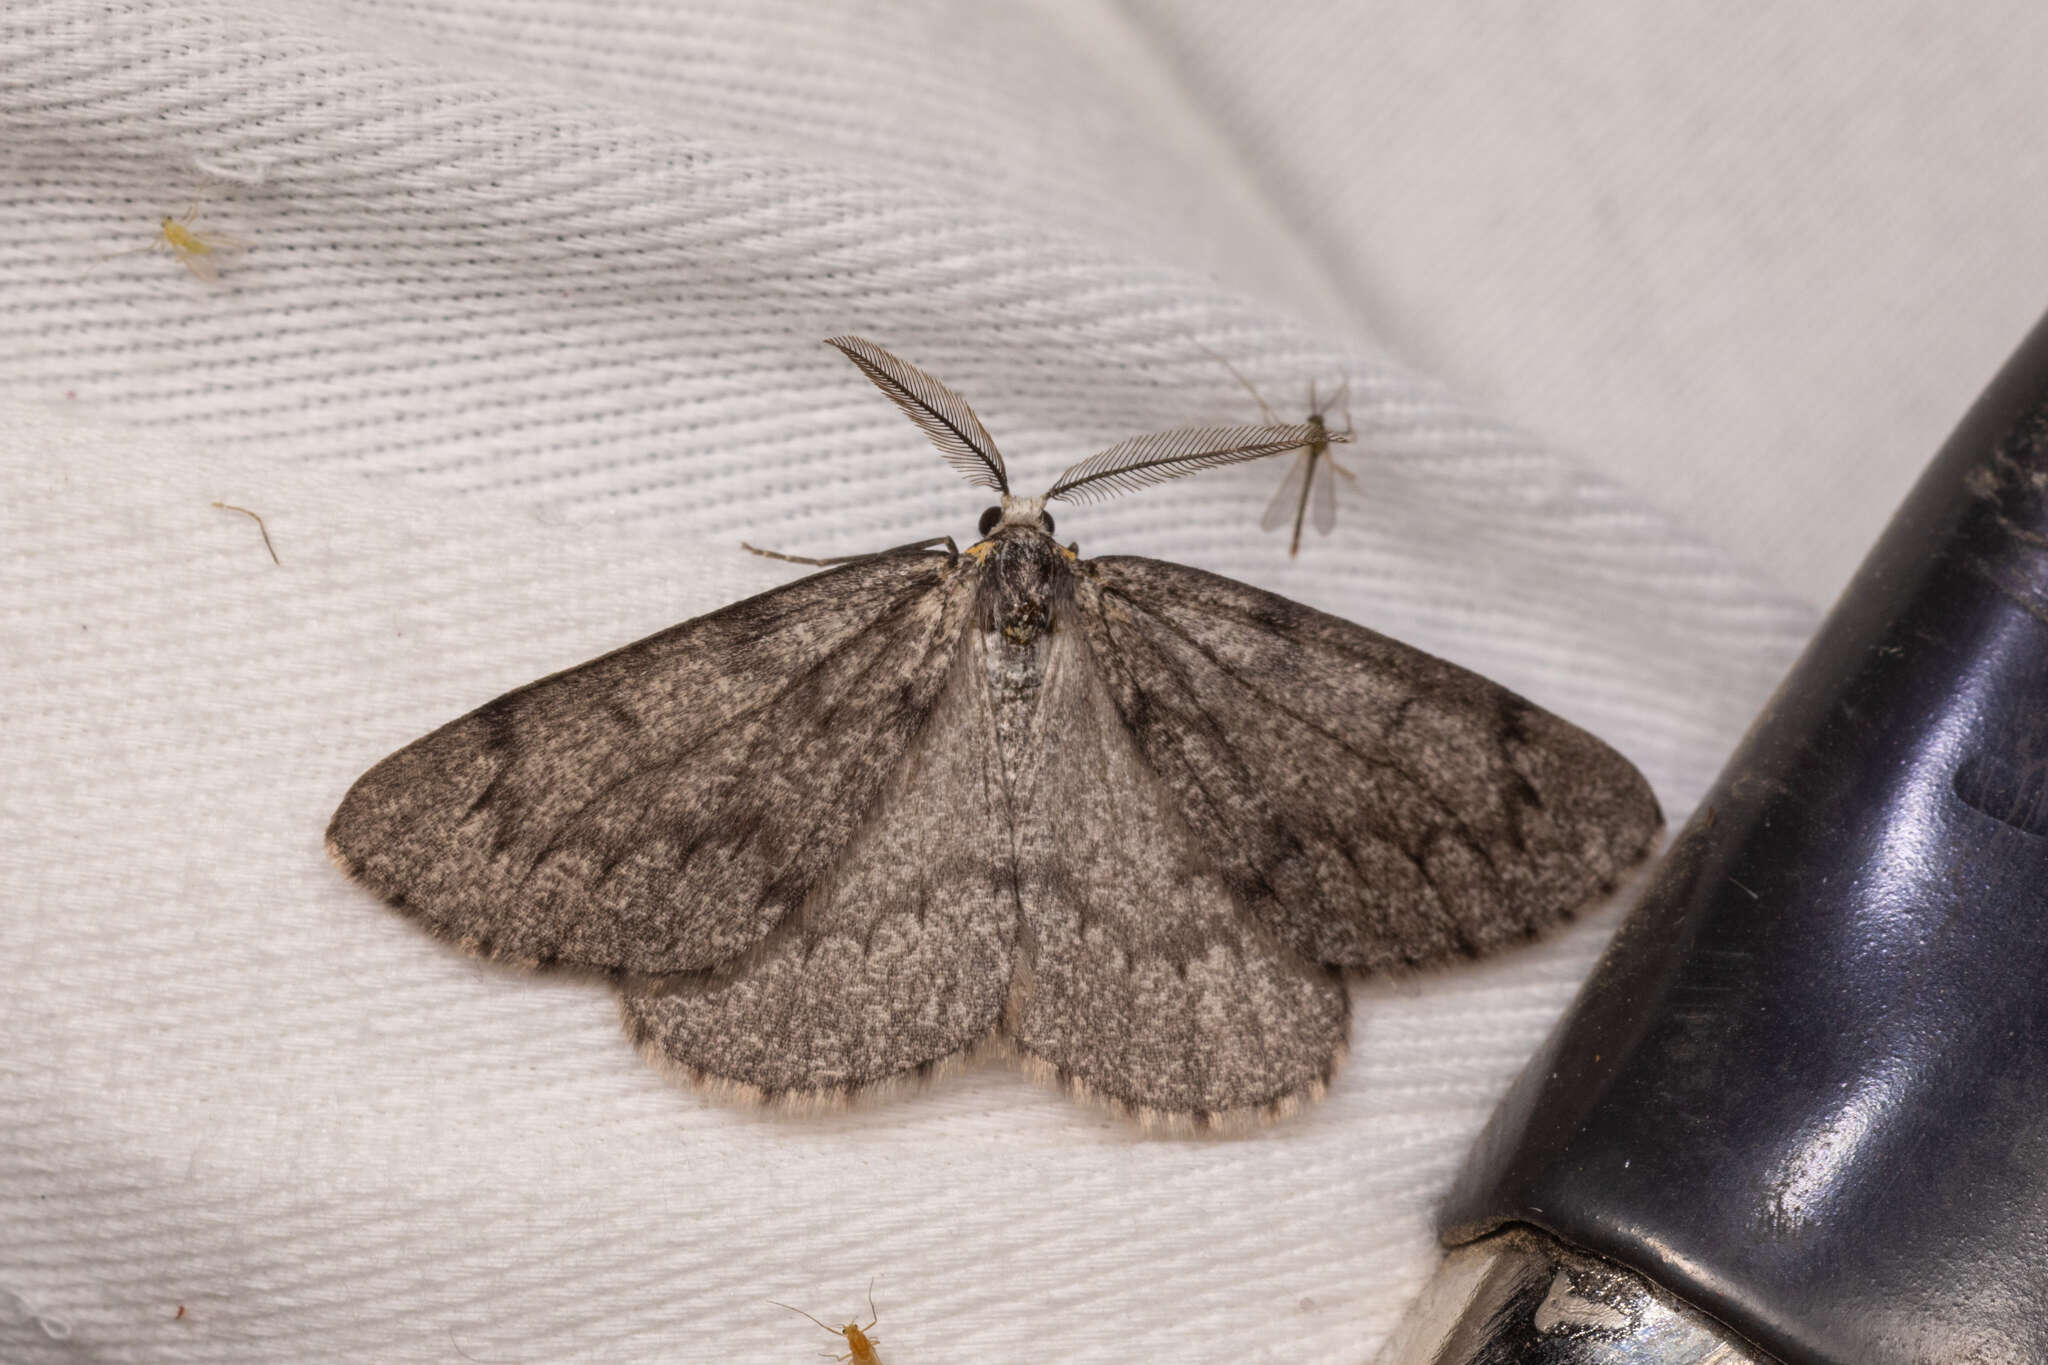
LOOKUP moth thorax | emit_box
[980,531,1069,645]
[998,494,1047,527]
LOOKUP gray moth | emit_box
[327,336,1662,1129]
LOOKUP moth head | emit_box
[980,496,1054,539]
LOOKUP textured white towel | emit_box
[1123,2,2048,607]
[17,0,2011,1360]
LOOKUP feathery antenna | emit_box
[826,336,1008,493]
[1044,423,1338,504]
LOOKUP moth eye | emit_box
[1040,511,1056,536]
[978,506,1001,537]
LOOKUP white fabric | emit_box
[17,0,2010,1358]
[1123,2,2048,608]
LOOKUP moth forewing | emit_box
[329,334,1661,1129]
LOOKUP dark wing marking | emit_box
[327,553,976,974]
[1002,626,1349,1124]
[1074,557,1661,971]
[620,638,1015,1101]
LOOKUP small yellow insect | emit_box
[770,1280,884,1364]
[154,203,250,281]
[99,201,249,282]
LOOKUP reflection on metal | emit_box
[1373,1226,1779,1365]
[1759,1056,1913,1236]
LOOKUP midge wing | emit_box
[328,553,978,975]
[1259,448,1312,534]
[1075,557,1662,972]
[1308,450,1339,536]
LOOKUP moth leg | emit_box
[742,536,957,566]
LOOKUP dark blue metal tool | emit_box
[1381,310,2048,1363]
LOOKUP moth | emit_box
[327,336,1662,1128]
[772,1283,883,1364]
